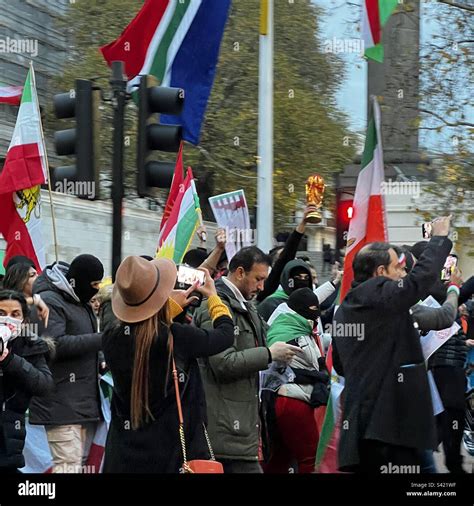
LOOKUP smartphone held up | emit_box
[175,265,205,307]
[441,254,458,282]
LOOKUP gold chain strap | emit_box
[172,335,216,470]
[202,423,216,461]
[179,424,193,473]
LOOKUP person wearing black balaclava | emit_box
[263,288,329,473]
[28,254,104,473]
[257,258,341,322]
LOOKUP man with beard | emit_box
[332,217,452,473]
[194,246,301,473]
[29,254,104,473]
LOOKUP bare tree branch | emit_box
[437,0,474,12]
[418,108,474,128]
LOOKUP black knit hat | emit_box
[66,254,104,303]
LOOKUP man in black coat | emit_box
[29,254,104,473]
[332,216,452,472]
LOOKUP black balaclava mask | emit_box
[288,288,320,324]
[66,254,104,303]
[289,267,312,292]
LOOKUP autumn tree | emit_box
[48,0,356,230]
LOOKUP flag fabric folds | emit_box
[158,142,184,238]
[362,0,398,62]
[0,83,23,105]
[156,167,201,263]
[0,64,48,271]
[339,96,387,302]
[100,0,231,144]
[20,372,113,473]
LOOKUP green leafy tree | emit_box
[48,0,355,230]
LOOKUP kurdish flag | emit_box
[100,0,231,144]
[0,83,23,105]
[362,0,398,62]
[339,96,387,301]
[0,64,48,272]
[156,167,201,263]
[159,142,184,237]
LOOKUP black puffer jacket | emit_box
[0,334,53,469]
[29,262,103,425]
[429,325,469,369]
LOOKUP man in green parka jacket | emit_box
[194,247,300,473]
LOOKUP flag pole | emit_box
[257,0,274,253]
[30,61,59,264]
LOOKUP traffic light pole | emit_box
[110,61,127,281]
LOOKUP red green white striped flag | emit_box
[159,142,184,237]
[362,0,398,62]
[0,64,48,271]
[0,83,23,105]
[156,167,201,263]
[314,337,345,473]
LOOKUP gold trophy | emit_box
[305,174,325,224]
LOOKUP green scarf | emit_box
[266,288,288,301]
[267,311,312,346]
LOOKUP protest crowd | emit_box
[1,210,473,475]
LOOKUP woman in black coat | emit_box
[0,290,54,471]
[102,257,234,473]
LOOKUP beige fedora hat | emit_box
[112,256,177,323]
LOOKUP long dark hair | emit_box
[3,264,32,294]
[129,301,171,430]
[0,289,30,320]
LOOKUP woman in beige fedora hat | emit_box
[101,256,234,473]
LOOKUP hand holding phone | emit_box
[176,264,206,288]
[194,268,218,299]
[441,254,458,281]
[422,222,432,240]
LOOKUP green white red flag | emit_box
[340,96,387,301]
[362,0,398,62]
[156,167,201,263]
[0,64,48,271]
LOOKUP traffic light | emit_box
[52,79,101,200]
[336,194,354,252]
[136,75,184,197]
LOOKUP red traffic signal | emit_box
[338,199,354,223]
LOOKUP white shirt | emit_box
[221,276,248,311]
